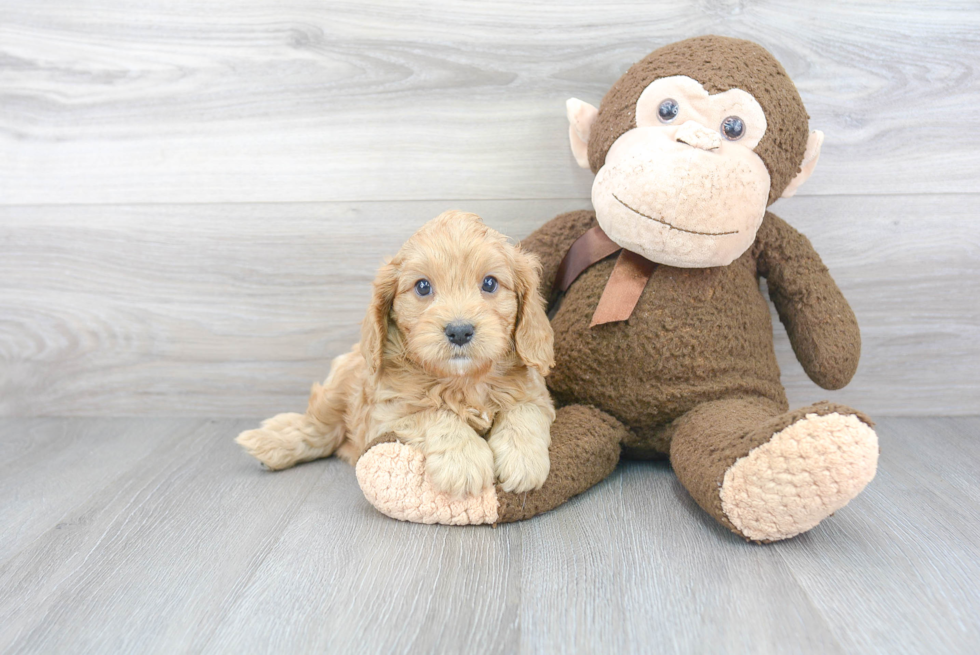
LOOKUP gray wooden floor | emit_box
[0,416,977,654]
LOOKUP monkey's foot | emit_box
[720,411,879,542]
[355,436,498,525]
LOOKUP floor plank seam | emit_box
[194,462,334,653]
[0,418,213,572]
[773,547,848,653]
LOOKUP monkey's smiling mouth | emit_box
[612,193,738,236]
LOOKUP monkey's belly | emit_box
[548,258,787,448]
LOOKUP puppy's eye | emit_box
[481,276,498,293]
[414,279,432,297]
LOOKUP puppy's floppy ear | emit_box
[512,248,555,376]
[360,261,399,374]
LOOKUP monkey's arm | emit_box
[755,212,861,390]
[520,210,598,299]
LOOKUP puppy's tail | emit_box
[236,351,356,470]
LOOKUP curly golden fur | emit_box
[236,211,556,496]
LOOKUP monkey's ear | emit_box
[360,261,399,374]
[781,130,824,198]
[566,98,599,169]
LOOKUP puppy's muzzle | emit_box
[445,322,475,346]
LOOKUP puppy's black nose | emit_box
[445,322,475,346]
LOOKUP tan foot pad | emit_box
[721,412,878,542]
[355,441,499,525]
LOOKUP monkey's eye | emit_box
[481,276,498,293]
[414,279,432,297]
[721,116,745,140]
[658,98,680,123]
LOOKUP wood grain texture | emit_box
[517,462,844,654]
[203,469,521,654]
[1,1,978,204]
[0,417,204,562]
[2,195,976,418]
[0,419,327,654]
[774,417,980,653]
[0,417,977,653]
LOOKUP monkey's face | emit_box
[568,67,822,269]
[592,76,770,268]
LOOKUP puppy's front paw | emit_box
[489,427,550,493]
[425,438,495,498]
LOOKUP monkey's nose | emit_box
[674,120,721,151]
[445,322,475,346]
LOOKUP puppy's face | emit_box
[362,211,553,379]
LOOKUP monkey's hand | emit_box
[757,213,861,390]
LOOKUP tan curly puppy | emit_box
[236,211,556,497]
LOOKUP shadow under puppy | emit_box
[237,211,556,498]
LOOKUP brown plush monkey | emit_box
[356,36,878,541]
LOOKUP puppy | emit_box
[236,211,556,496]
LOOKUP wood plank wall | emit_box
[1,1,978,417]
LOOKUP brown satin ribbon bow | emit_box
[552,226,657,327]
